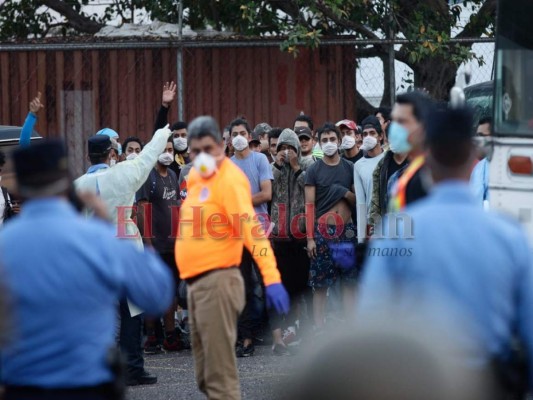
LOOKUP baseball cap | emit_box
[361,116,382,133]
[295,126,313,139]
[335,119,357,131]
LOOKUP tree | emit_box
[0,0,496,106]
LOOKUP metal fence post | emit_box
[177,0,184,121]
[388,0,396,106]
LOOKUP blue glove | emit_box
[265,283,290,315]
[328,241,356,270]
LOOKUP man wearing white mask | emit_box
[230,117,273,357]
[305,123,357,332]
[122,137,143,161]
[337,119,364,164]
[136,138,181,354]
[169,121,190,178]
[354,116,386,243]
[176,116,289,400]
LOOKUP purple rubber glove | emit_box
[265,283,290,315]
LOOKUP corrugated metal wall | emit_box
[0,44,356,176]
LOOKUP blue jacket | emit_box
[358,181,533,387]
[0,198,174,388]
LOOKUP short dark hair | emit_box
[188,116,223,145]
[89,150,111,165]
[171,121,188,131]
[122,136,143,152]
[268,128,282,143]
[294,114,314,131]
[396,91,433,123]
[478,116,492,126]
[318,122,340,142]
[376,107,392,121]
[229,118,251,134]
[0,150,5,167]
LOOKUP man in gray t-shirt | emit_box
[305,123,357,332]
[229,118,273,357]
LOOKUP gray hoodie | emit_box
[271,129,315,239]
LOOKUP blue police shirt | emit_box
[357,181,533,386]
[0,198,174,388]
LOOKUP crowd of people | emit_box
[0,79,530,400]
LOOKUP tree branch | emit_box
[36,0,103,34]
[314,0,381,41]
[456,0,496,39]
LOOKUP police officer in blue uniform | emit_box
[0,140,174,399]
[357,105,533,396]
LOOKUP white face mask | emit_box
[126,153,138,161]
[110,159,117,167]
[360,136,378,151]
[321,142,338,157]
[173,137,188,152]
[232,135,249,152]
[193,152,217,178]
[158,152,174,166]
[340,136,356,150]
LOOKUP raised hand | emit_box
[29,92,44,114]
[162,81,177,107]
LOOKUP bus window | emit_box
[494,0,533,136]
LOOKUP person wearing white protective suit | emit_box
[353,116,385,243]
[75,125,173,387]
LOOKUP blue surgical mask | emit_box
[388,121,412,154]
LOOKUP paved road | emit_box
[128,346,297,400]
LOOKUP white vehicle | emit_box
[488,0,533,244]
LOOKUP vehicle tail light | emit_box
[508,156,533,175]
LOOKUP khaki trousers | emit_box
[187,268,245,400]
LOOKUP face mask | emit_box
[360,136,378,151]
[126,153,138,161]
[321,142,338,157]
[173,137,188,152]
[117,142,122,156]
[110,159,117,167]
[388,121,412,154]
[158,152,174,166]
[340,136,356,150]
[232,135,249,152]
[193,152,217,178]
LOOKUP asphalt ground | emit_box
[127,345,298,400]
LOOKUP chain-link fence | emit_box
[0,37,494,177]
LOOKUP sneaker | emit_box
[282,329,300,347]
[236,343,255,358]
[144,335,161,355]
[272,343,291,356]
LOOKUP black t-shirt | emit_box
[387,156,409,183]
[343,151,364,164]
[405,168,429,206]
[305,158,354,220]
[136,168,179,253]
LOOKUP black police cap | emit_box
[88,135,112,155]
[426,106,474,144]
[13,139,69,189]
